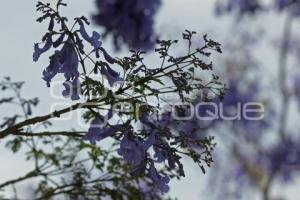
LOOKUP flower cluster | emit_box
[92,0,161,51]
[33,2,122,100]
[34,1,224,195]
[83,109,124,144]
[82,104,217,193]
[81,36,223,192]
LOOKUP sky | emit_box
[0,0,299,200]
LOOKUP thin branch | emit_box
[0,170,41,189]
[13,131,86,138]
[0,102,84,139]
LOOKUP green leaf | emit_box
[150,77,165,86]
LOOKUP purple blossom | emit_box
[262,138,300,181]
[83,110,122,145]
[277,0,292,10]
[58,38,80,81]
[140,112,157,129]
[148,161,170,193]
[41,37,79,90]
[42,51,62,87]
[33,37,52,62]
[218,79,270,140]
[99,47,116,64]
[84,120,121,145]
[228,138,300,190]
[100,63,123,87]
[93,0,161,51]
[117,135,147,165]
[83,117,103,145]
[153,141,172,164]
[53,33,66,48]
[34,16,106,101]
[62,77,82,100]
[78,20,102,49]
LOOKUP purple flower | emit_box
[99,47,116,64]
[62,77,82,100]
[41,37,80,91]
[84,110,122,145]
[263,138,300,180]
[33,37,52,62]
[100,63,123,87]
[153,145,168,163]
[53,33,66,48]
[83,117,103,145]
[84,121,121,145]
[58,38,80,81]
[93,0,161,51]
[117,135,147,165]
[42,51,62,87]
[140,113,157,129]
[277,0,291,10]
[78,20,102,49]
[148,161,170,193]
[218,79,270,140]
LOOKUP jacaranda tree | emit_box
[0,1,225,199]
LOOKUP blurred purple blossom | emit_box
[221,79,270,140]
[215,0,262,16]
[275,0,300,16]
[215,0,300,17]
[92,0,161,51]
[262,137,300,181]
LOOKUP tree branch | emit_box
[0,102,84,139]
[13,131,85,138]
[0,170,42,189]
